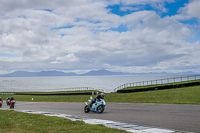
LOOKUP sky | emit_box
[0,0,200,74]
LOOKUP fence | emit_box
[0,93,16,95]
[114,75,200,92]
[0,87,103,94]
[47,87,103,92]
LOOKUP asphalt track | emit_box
[2,102,200,132]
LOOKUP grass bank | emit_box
[1,86,200,104]
[107,86,200,104]
[119,79,200,91]
[0,110,127,133]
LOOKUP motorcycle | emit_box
[0,101,2,108]
[10,100,15,109]
[6,97,10,106]
[84,97,106,113]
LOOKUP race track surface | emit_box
[2,102,200,132]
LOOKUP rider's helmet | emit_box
[100,93,104,99]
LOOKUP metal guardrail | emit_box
[47,87,103,92]
[114,75,200,92]
[0,87,103,94]
[0,93,16,95]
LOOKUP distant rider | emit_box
[10,96,14,101]
[90,93,105,107]
[6,97,10,105]
[0,97,3,107]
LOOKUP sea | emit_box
[0,74,199,93]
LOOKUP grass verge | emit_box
[120,79,200,91]
[0,110,127,133]
[106,86,200,104]
[0,86,200,104]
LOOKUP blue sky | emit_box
[107,0,189,17]
[0,0,200,74]
[0,53,18,57]
[162,0,189,17]
[106,0,199,43]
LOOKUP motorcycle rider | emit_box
[10,96,14,101]
[90,93,105,107]
[0,97,2,107]
[6,97,10,105]
[10,96,15,109]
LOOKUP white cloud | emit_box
[0,0,200,74]
[115,0,176,13]
[170,0,200,21]
[179,0,200,19]
[51,53,79,64]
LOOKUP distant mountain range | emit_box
[0,69,197,77]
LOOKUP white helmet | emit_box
[100,93,104,98]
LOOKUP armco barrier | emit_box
[117,81,200,93]
[115,75,200,92]
[0,93,16,95]
[16,92,98,96]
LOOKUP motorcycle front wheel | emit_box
[97,105,105,113]
[84,105,90,113]
[10,103,14,109]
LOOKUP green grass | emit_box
[0,94,91,102]
[16,90,97,93]
[0,91,102,102]
[1,86,200,104]
[106,86,200,104]
[120,79,200,91]
[0,110,127,133]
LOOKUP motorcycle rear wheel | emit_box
[84,105,90,113]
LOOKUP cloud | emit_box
[111,0,176,13]
[51,53,79,64]
[0,0,200,74]
[170,0,200,21]
[179,0,200,19]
